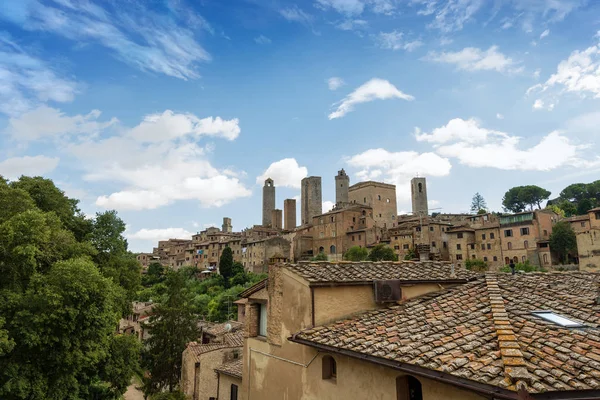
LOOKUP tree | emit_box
[465,258,488,272]
[143,262,165,286]
[311,252,328,261]
[218,246,235,287]
[403,248,416,260]
[0,258,122,399]
[90,210,128,260]
[142,270,199,395]
[367,244,398,261]
[502,185,551,213]
[99,334,142,398]
[470,193,487,214]
[549,221,577,264]
[546,204,566,218]
[343,246,369,261]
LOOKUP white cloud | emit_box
[496,113,504,119]
[128,227,194,241]
[327,77,345,90]
[329,78,414,119]
[411,0,484,32]
[322,201,335,213]
[426,46,522,74]
[346,149,452,202]
[336,19,368,31]
[0,0,210,80]
[48,108,252,210]
[256,158,308,189]
[0,155,59,180]
[315,0,395,16]
[280,6,313,25]
[533,99,544,109]
[416,117,594,171]
[533,68,541,79]
[373,31,423,52]
[0,35,78,116]
[254,35,272,44]
[540,29,550,39]
[6,105,117,141]
[527,43,600,102]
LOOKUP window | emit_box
[394,245,400,250]
[395,236,398,240]
[352,236,355,242]
[403,244,409,250]
[378,195,381,200]
[387,198,390,203]
[416,226,421,232]
[431,241,436,247]
[522,256,526,262]
[595,211,600,220]
[484,257,488,262]
[470,244,475,250]
[456,244,461,250]
[507,242,512,250]
[358,234,361,240]
[524,240,529,249]
[482,233,486,240]
[363,197,366,203]
[418,183,423,193]
[396,375,422,400]
[504,229,513,237]
[582,222,587,227]
[472,255,476,259]
[319,246,324,253]
[429,226,434,232]
[457,233,463,239]
[493,256,498,262]
[487,243,491,250]
[259,303,267,337]
[520,227,530,235]
[532,311,584,327]
[456,254,463,260]
[230,384,238,400]
[353,217,356,223]
[490,233,495,239]
[330,216,334,222]
[330,245,336,254]
[322,356,337,381]
[443,242,447,249]
[543,229,548,236]
[481,244,485,250]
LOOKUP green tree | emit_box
[143,262,165,286]
[465,258,488,272]
[577,198,594,215]
[502,185,551,213]
[0,185,36,225]
[142,270,199,395]
[311,252,328,261]
[470,193,487,214]
[99,334,142,398]
[343,246,369,261]
[546,204,566,218]
[403,248,416,260]
[0,258,121,399]
[367,244,398,261]
[550,221,577,264]
[218,247,235,287]
[91,210,128,260]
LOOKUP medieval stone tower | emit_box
[335,169,349,205]
[301,176,322,225]
[222,217,232,233]
[284,199,296,230]
[262,178,276,227]
[411,177,428,216]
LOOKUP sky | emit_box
[1,0,600,252]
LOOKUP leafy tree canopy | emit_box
[344,246,369,261]
[470,192,488,214]
[550,221,577,264]
[218,247,235,287]
[367,244,398,261]
[502,185,551,213]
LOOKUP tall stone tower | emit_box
[284,199,296,230]
[301,176,322,225]
[271,209,282,230]
[222,217,232,233]
[262,178,275,227]
[411,177,428,216]
[335,169,349,205]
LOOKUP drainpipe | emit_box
[216,371,220,400]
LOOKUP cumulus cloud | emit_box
[0,155,60,180]
[329,78,414,119]
[322,201,335,213]
[0,35,78,116]
[0,0,210,80]
[254,35,272,44]
[425,46,522,74]
[527,42,600,105]
[373,31,423,52]
[128,228,195,241]
[327,77,345,90]
[6,106,117,141]
[256,158,308,189]
[280,6,313,25]
[346,149,452,202]
[416,117,595,171]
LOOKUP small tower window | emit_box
[418,183,423,193]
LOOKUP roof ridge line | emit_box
[485,274,531,391]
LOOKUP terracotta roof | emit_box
[285,261,479,285]
[223,331,244,347]
[185,343,227,362]
[291,272,600,395]
[239,279,267,298]
[204,320,244,336]
[215,358,243,379]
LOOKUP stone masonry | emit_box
[284,198,296,230]
[301,176,322,225]
[262,178,275,227]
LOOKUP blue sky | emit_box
[1,0,599,252]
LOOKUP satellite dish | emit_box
[224,323,232,332]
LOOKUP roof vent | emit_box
[373,280,403,303]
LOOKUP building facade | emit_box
[348,181,397,228]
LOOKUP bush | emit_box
[403,248,416,261]
[500,260,546,273]
[465,259,488,272]
[368,244,398,262]
[311,252,328,261]
[151,391,187,400]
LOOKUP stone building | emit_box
[215,359,242,400]
[222,217,233,233]
[348,181,397,228]
[118,301,154,341]
[262,178,275,227]
[136,252,158,269]
[270,209,282,230]
[386,216,452,261]
[240,261,600,399]
[569,208,600,270]
[241,236,291,273]
[301,176,322,225]
[411,177,428,216]
[335,168,349,205]
[283,198,296,230]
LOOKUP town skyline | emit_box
[1,0,600,252]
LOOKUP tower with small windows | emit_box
[335,169,349,206]
[411,177,428,216]
[262,178,276,227]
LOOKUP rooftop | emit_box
[285,261,479,286]
[215,358,243,379]
[204,320,244,337]
[291,272,600,396]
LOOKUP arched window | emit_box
[522,256,526,263]
[513,256,519,263]
[505,257,510,265]
[322,355,337,381]
[507,242,512,250]
[330,245,336,254]
[362,210,366,216]
[524,240,529,249]
[318,246,324,254]
[396,375,422,400]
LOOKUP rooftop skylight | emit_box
[532,311,584,328]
